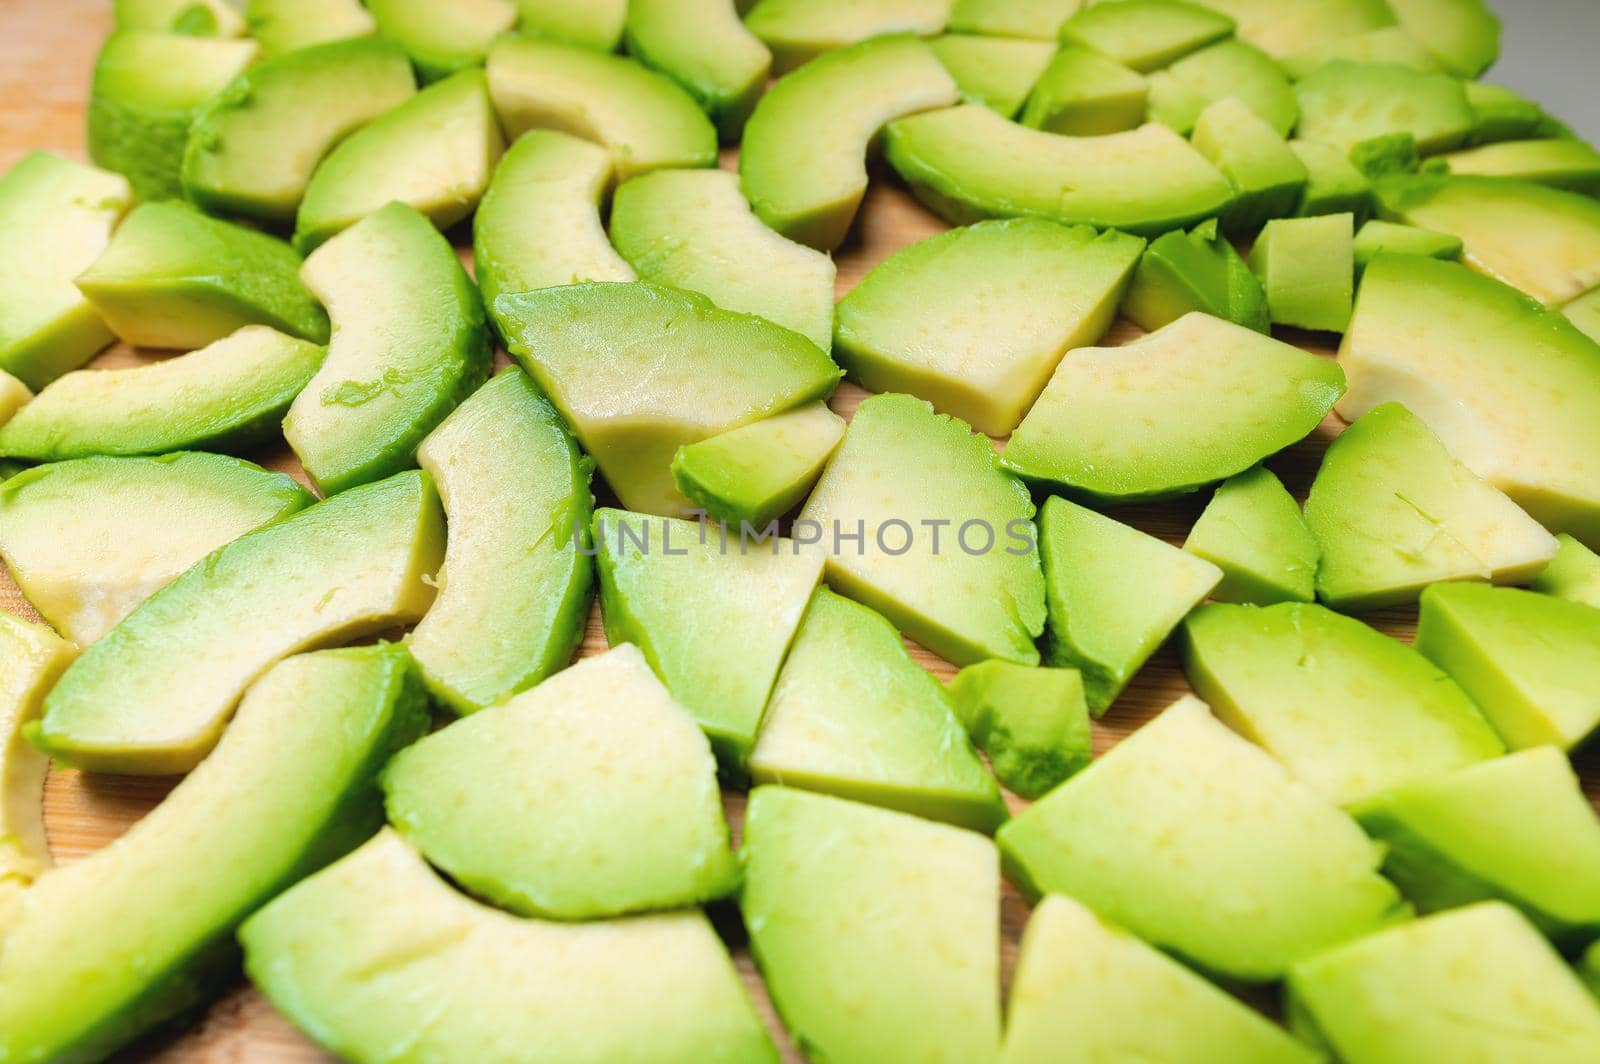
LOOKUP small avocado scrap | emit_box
[1281,26,1442,80]
[1060,0,1236,73]
[1433,138,1600,196]
[671,402,844,528]
[114,0,245,35]
[1249,212,1355,331]
[1290,139,1372,218]
[1295,61,1473,153]
[745,0,952,74]
[1532,533,1600,609]
[948,660,1091,800]
[515,0,626,51]
[929,34,1056,119]
[949,0,1078,40]
[1353,219,1462,271]
[1387,0,1500,77]
[1192,96,1309,232]
[245,0,376,57]
[1122,219,1269,333]
[1184,466,1317,605]
[625,0,771,140]
[1150,39,1297,136]
[1020,46,1148,136]
[367,0,515,82]
[0,614,75,928]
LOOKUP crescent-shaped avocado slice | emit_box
[625,0,771,140]
[745,0,951,74]
[366,0,515,82]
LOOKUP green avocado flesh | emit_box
[383,644,736,918]
[245,0,376,57]
[625,0,771,140]
[515,0,625,50]
[0,645,428,1064]
[1184,465,1318,605]
[741,787,1002,1062]
[1186,0,1397,61]
[744,0,951,74]
[949,0,1078,39]
[1295,61,1474,153]
[0,453,312,646]
[1353,219,1462,270]
[1249,212,1354,331]
[367,0,515,82]
[1061,1,1236,73]
[1192,96,1308,233]
[948,660,1091,800]
[0,614,74,924]
[1463,80,1553,144]
[407,368,594,713]
[1566,287,1600,345]
[1021,47,1148,137]
[1435,138,1600,196]
[998,695,1404,982]
[1387,0,1500,77]
[1151,39,1297,136]
[1280,26,1442,80]
[31,470,442,775]
[670,402,844,528]
[0,326,324,461]
[930,34,1056,119]
[242,829,774,1064]
[1291,139,1372,218]
[1122,218,1269,332]
[1532,533,1600,609]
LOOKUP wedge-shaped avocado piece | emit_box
[1463,80,1553,144]
[885,104,1235,235]
[384,645,735,918]
[671,402,844,528]
[742,35,958,250]
[0,326,323,462]
[745,0,952,74]
[243,828,775,1064]
[1005,895,1320,1064]
[408,369,592,712]
[594,508,823,768]
[294,68,504,253]
[1306,403,1557,610]
[1291,139,1372,217]
[1184,466,1318,605]
[0,644,428,1063]
[1021,47,1148,136]
[930,34,1055,119]
[367,0,515,82]
[750,589,1006,831]
[741,786,1001,1061]
[245,0,376,57]
[0,614,75,927]
[1295,61,1473,153]
[1187,0,1396,61]
[181,38,417,223]
[1149,39,1296,136]
[1038,495,1221,713]
[948,0,1074,38]
[515,0,626,51]
[1280,25,1442,80]
[1417,581,1600,751]
[1122,218,1270,332]
[114,0,245,35]
[798,393,1047,666]
[1249,212,1354,331]
[1532,533,1600,609]
[0,454,312,646]
[486,37,717,180]
[1434,139,1600,196]
[1287,902,1600,1063]
[497,282,841,515]
[1353,218,1461,271]
[75,201,329,352]
[834,218,1143,435]
[1005,313,1346,501]
[285,203,490,496]
[1387,0,1498,77]
[625,0,770,139]
[32,471,442,775]
[948,660,1091,800]
[1568,287,1600,345]
[1337,255,1600,544]
[1060,0,1235,72]
[1192,96,1308,232]
[610,168,836,351]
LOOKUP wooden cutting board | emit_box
[2,3,1595,1060]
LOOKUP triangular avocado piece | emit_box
[1531,533,1600,609]
[948,660,1091,801]
[1184,466,1318,605]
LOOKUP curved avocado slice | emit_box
[947,660,1091,800]
[31,470,443,775]
[625,0,771,140]
[745,0,951,74]
[367,0,515,82]
[245,0,376,57]
[949,0,1079,40]
[407,368,594,713]
[1021,46,1148,137]
[884,104,1234,235]
[515,0,626,51]
[1434,138,1600,196]
[1387,0,1499,77]
[1532,533,1600,608]
[1060,0,1236,72]
[0,645,428,1063]
[1150,39,1296,136]
[241,828,775,1063]
[671,401,844,528]
[114,0,246,35]
[1295,60,1473,153]
[929,33,1057,119]
[742,35,958,250]
[285,202,490,496]
[0,453,313,645]
[383,644,736,918]
[1184,466,1318,605]
[181,37,417,224]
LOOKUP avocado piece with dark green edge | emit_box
[625,0,771,140]
[1192,96,1308,232]
[284,202,490,497]
[1122,218,1269,333]
[1037,495,1221,714]
[114,0,245,35]
[245,0,376,57]
[750,588,1008,832]
[367,0,515,82]
[1020,46,1148,136]
[0,326,324,462]
[1290,139,1372,218]
[88,30,258,202]
[1060,0,1235,73]
[741,786,1002,1061]
[1585,943,1600,999]
[1463,80,1554,145]
[670,402,844,528]
[1532,534,1600,609]
[949,0,1076,39]
[741,35,958,250]
[242,828,776,1063]
[0,453,313,646]
[929,34,1056,119]
[1149,39,1296,136]
[1183,465,1317,605]
[515,0,626,51]
[1280,26,1442,80]
[947,660,1091,800]
[1433,138,1600,196]
[1295,61,1473,153]
[1353,219,1462,271]
[884,104,1235,235]
[0,152,130,391]
[998,695,1407,982]
[0,644,428,1064]
[834,217,1143,435]
[1004,313,1346,502]
[1349,132,1420,181]
[1249,212,1355,332]
[744,0,952,74]
[1180,0,1396,61]
[31,470,442,775]
[1386,0,1499,77]
[383,644,736,918]
[406,368,594,714]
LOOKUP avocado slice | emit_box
[0,453,313,646]
[744,0,952,74]
[1249,212,1355,331]
[285,202,490,496]
[1184,466,1318,605]
[407,368,593,713]
[0,644,428,1063]
[1295,61,1473,153]
[948,0,1077,39]
[486,37,718,180]
[741,35,958,250]
[670,402,844,528]
[1353,219,1462,271]
[750,588,1007,831]
[1280,25,1441,80]
[930,34,1055,119]
[0,614,75,927]
[884,104,1235,235]
[947,660,1091,800]
[383,644,736,918]
[1306,402,1557,610]
[1060,0,1236,72]
[1004,313,1346,502]
[1004,895,1320,1064]
[181,38,417,224]
[1038,495,1221,714]
[625,0,771,140]
[1386,0,1499,77]
[242,828,775,1062]
[1463,80,1554,145]
[1287,903,1600,1062]
[998,695,1405,982]
[741,786,1002,1061]
[245,0,376,57]
[496,282,841,516]
[0,153,130,391]
[367,0,515,82]
[1189,0,1397,61]
[114,0,245,35]
[1149,39,1297,136]
[1433,138,1600,196]
[88,30,258,202]
[515,0,626,51]
[798,393,1047,666]
[1020,46,1148,136]
[1122,218,1270,332]
[1290,139,1372,218]
[610,168,837,351]
[594,508,823,768]
[1192,96,1309,232]
[1532,534,1600,609]
[74,201,329,352]
[834,218,1143,435]
[31,470,443,775]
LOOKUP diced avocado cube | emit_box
[1434,138,1600,196]
[948,660,1091,799]
[671,402,844,529]
[1020,46,1148,136]
[1122,219,1269,333]
[367,0,515,82]
[1059,0,1236,73]
[245,0,376,57]
[1192,96,1308,231]
[625,0,771,140]
[1250,212,1355,332]
[1290,139,1372,218]
[929,34,1056,119]
[1295,61,1474,153]
[1184,466,1317,604]
[1151,39,1297,136]
[1531,533,1600,609]
[1353,219,1462,271]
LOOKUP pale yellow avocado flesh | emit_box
[745,0,954,73]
